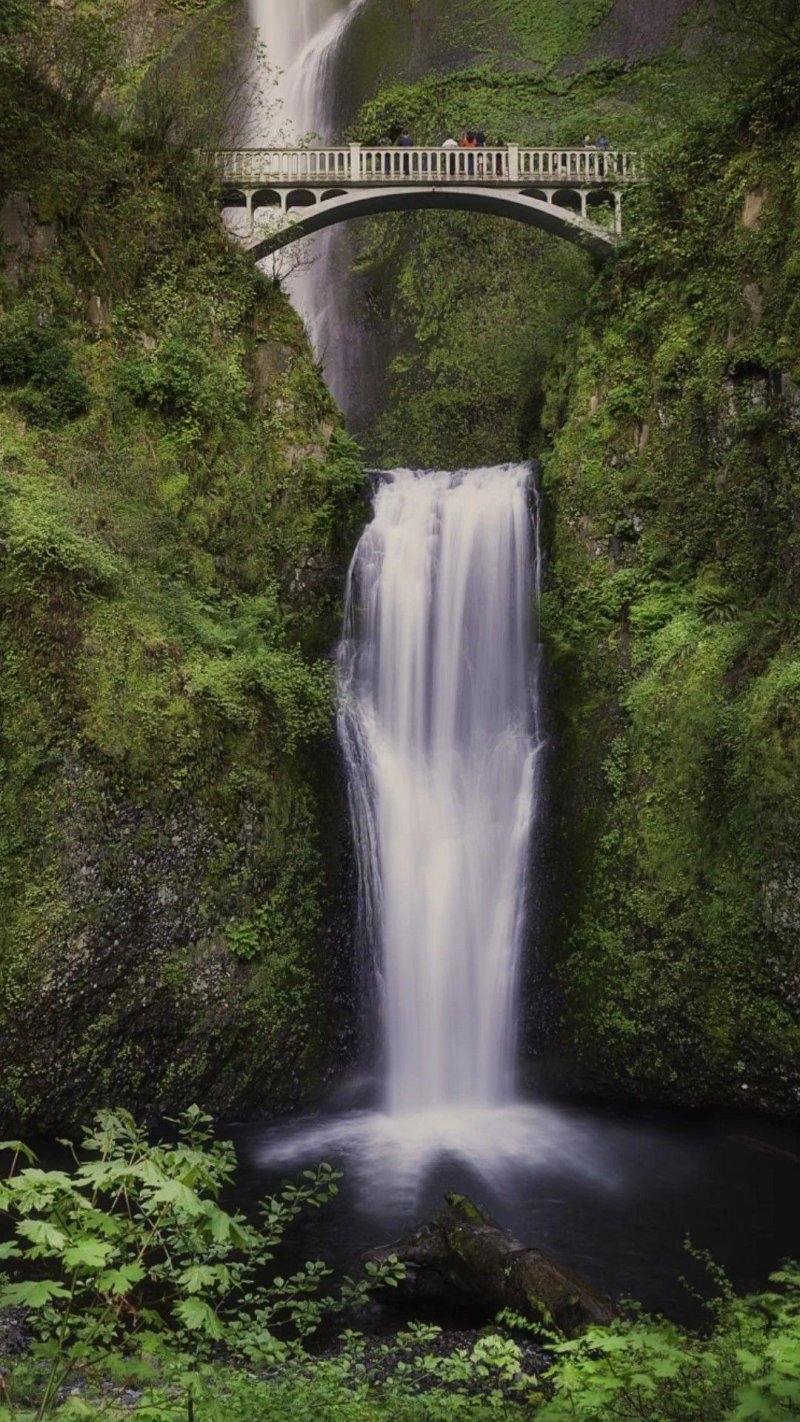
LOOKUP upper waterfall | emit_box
[248,0,362,137]
[247,0,367,405]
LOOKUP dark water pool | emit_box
[225,1094,800,1324]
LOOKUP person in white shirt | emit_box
[442,135,459,176]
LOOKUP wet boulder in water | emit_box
[365,1193,615,1335]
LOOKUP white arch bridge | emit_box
[212,144,640,259]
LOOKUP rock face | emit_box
[0,193,56,287]
[365,1194,615,1335]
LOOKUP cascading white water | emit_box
[260,466,611,1203]
[247,0,367,403]
[338,465,543,1115]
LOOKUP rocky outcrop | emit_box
[365,1194,615,1334]
[0,194,56,288]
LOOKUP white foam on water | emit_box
[257,1102,618,1215]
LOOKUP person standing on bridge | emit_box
[442,134,459,177]
[595,133,610,176]
[476,131,487,175]
[460,130,477,176]
[399,129,413,176]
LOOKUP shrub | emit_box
[115,334,247,443]
[0,1108,403,1418]
[0,311,90,426]
[536,1262,800,1421]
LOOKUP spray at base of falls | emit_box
[258,466,613,1209]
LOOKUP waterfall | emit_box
[338,465,543,1114]
[260,469,608,1203]
[247,0,367,406]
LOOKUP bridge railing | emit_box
[210,146,639,187]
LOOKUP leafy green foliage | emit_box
[0,312,90,427]
[536,1264,800,1421]
[0,1109,404,1418]
[355,212,592,468]
[115,333,248,447]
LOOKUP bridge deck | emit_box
[212,145,638,190]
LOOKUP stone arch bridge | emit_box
[212,145,640,260]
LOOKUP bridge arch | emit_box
[285,188,318,209]
[551,189,583,215]
[243,185,619,261]
[252,187,282,211]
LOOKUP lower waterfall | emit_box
[260,466,610,1205]
[337,465,543,1114]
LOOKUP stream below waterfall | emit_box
[227,1098,800,1325]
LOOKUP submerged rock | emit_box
[365,1193,615,1335]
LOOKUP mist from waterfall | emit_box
[247,0,367,405]
[337,466,543,1114]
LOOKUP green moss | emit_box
[540,43,800,1110]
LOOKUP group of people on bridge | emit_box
[382,124,615,177]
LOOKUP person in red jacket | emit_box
[460,130,477,175]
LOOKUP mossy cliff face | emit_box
[0,2,366,1131]
[540,64,800,1111]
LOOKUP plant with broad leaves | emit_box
[0,1108,404,1419]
